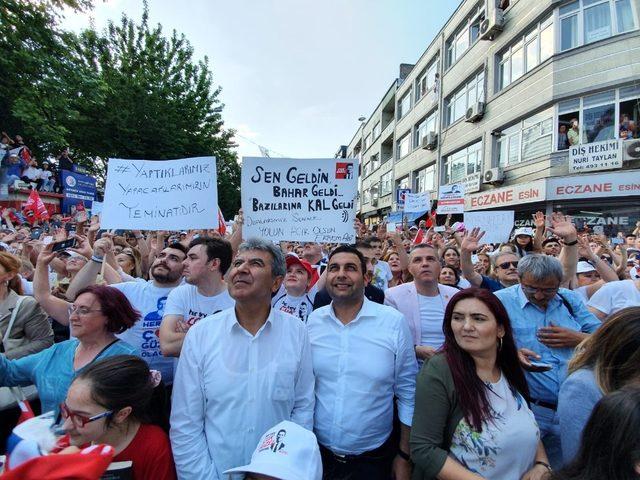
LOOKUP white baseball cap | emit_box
[224,421,322,480]
[513,227,534,237]
[576,261,596,274]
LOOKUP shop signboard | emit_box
[463,173,482,194]
[466,179,546,211]
[547,171,640,200]
[569,139,623,173]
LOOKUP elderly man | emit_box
[308,245,417,480]
[385,243,458,360]
[494,254,600,468]
[170,238,315,480]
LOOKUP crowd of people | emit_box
[1,133,76,193]
[0,207,639,479]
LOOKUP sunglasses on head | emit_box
[498,261,519,270]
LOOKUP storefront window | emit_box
[553,200,640,237]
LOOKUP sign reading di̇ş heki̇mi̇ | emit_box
[241,157,359,243]
[101,157,218,230]
[569,139,623,173]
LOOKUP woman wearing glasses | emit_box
[0,247,139,414]
[411,288,550,480]
[60,355,175,479]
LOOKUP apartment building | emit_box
[342,0,640,234]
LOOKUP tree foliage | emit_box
[0,0,240,216]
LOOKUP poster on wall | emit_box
[436,183,465,214]
[569,139,623,173]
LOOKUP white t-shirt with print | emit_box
[163,283,235,331]
[112,280,178,384]
[271,284,318,322]
[371,260,393,291]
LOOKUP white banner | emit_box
[241,157,358,243]
[404,192,431,213]
[569,139,623,173]
[463,210,515,245]
[101,157,218,230]
[90,201,103,216]
[437,183,465,214]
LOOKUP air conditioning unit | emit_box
[483,167,504,184]
[480,1,505,41]
[623,139,640,161]
[465,102,485,123]
[421,132,438,150]
[371,198,379,206]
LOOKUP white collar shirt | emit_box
[307,297,418,455]
[170,307,315,480]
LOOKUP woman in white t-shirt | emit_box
[271,255,318,322]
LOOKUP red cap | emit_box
[285,254,319,289]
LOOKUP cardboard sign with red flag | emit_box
[22,190,50,224]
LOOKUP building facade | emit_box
[343,0,640,236]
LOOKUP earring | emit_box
[498,336,503,352]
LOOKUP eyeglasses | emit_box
[59,402,113,428]
[68,305,103,317]
[498,261,519,270]
[521,284,559,295]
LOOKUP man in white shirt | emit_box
[159,236,235,356]
[171,238,315,480]
[307,245,417,480]
[385,244,459,361]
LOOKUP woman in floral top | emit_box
[410,287,551,480]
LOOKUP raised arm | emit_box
[33,244,71,325]
[66,237,112,300]
[547,213,578,288]
[459,228,485,287]
[532,211,546,253]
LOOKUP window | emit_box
[397,132,412,159]
[559,0,636,52]
[415,58,439,101]
[582,90,616,143]
[363,161,371,177]
[380,172,392,196]
[397,176,410,190]
[397,91,412,119]
[498,17,553,90]
[362,188,371,204]
[443,141,483,185]
[446,5,484,68]
[414,110,439,148]
[497,108,554,166]
[558,98,581,150]
[372,122,381,140]
[363,133,372,151]
[371,153,380,171]
[445,71,485,126]
[415,165,435,193]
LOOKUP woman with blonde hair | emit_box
[558,306,640,464]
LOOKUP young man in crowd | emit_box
[171,238,314,479]
[159,236,235,357]
[66,237,187,384]
[307,245,417,480]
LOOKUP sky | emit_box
[61,0,460,160]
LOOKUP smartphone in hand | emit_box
[51,238,78,252]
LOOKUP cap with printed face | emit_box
[514,227,534,237]
[224,421,322,480]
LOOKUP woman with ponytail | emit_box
[60,354,175,479]
[410,288,550,480]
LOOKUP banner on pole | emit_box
[101,157,218,230]
[241,157,358,243]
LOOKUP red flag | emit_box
[16,399,35,425]
[22,190,50,224]
[217,208,226,236]
[412,228,425,245]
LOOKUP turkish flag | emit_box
[22,190,50,224]
[412,228,425,245]
[217,208,226,236]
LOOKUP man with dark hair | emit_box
[67,238,188,384]
[307,244,417,480]
[171,238,314,479]
[160,236,235,357]
[313,242,384,308]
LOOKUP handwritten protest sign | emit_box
[90,201,103,216]
[241,157,358,243]
[101,157,218,230]
[404,192,431,213]
[463,210,515,245]
[437,183,465,214]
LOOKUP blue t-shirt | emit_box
[0,338,138,413]
[480,275,504,292]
